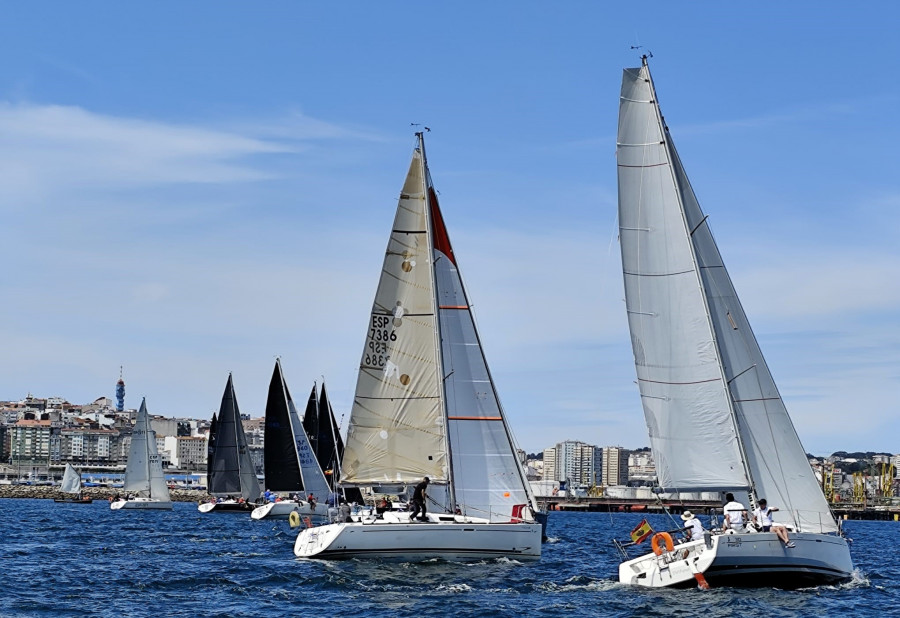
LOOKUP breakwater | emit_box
[0,484,204,502]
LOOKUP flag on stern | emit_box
[630,519,653,544]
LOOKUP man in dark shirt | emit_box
[410,477,430,522]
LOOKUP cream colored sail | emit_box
[341,147,448,485]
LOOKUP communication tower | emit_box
[116,366,125,412]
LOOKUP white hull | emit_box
[250,500,327,520]
[198,499,254,513]
[619,531,853,589]
[294,512,542,561]
[110,498,173,511]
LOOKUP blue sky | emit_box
[1,2,898,456]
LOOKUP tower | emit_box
[115,367,125,412]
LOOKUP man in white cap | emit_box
[681,510,704,543]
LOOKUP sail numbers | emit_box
[364,314,397,368]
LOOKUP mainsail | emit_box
[341,133,537,522]
[617,57,836,533]
[341,145,449,485]
[208,374,261,503]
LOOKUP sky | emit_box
[1,2,898,456]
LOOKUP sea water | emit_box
[0,500,894,617]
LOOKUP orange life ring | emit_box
[651,532,675,556]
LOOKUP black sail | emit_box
[301,385,319,465]
[263,361,303,492]
[208,374,243,496]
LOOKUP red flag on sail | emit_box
[630,519,654,544]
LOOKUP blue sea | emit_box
[1,499,894,617]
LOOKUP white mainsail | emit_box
[618,58,836,533]
[618,64,750,491]
[122,398,171,502]
[60,463,81,494]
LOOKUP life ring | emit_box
[651,532,675,556]
[289,511,301,528]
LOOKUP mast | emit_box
[419,131,456,510]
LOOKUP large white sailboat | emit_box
[614,56,853,588]
[294,133,543,561]
[110,398,173,511]
[199,374,262,513]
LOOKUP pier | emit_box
[538,497,900,521]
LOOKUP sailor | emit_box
[722,493,748,532]
[410,477,430,522]
[681,510,704,543]
[754,498,795,548]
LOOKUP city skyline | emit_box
[1,4,898,454]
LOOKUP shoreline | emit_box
[0,484,205,503]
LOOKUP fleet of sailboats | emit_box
[613,56,853,587]
[110,398,173,510]
[292,133,543,561]
[36,60,857,586]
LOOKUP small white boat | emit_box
[294,133,544,561]
[54,463,93,504]
[110,398,173,511]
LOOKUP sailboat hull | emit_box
[198,499,254,513]
[294,515,542,561]
[619,532,852,589]
[250,500,326,520]
[110,498,173,511]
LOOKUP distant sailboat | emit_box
[199,374,262,513]
[110,398,173,510]
[294,133,542,560]
[251,360,332,520]
[614,56,853,588]
[54,463,92,504]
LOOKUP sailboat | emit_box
[251,360,333,521]
[199,374,262,513]
[614,56,853,588]
[294,133,543,561]
[54,463,92,503]
[110,398,173,510]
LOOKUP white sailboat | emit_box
[199,373,262,513]
[614,56,853,588]
[251,360,333,521]
[294,133,543,561]
[54,463,92,503]
[110,398,173,510]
